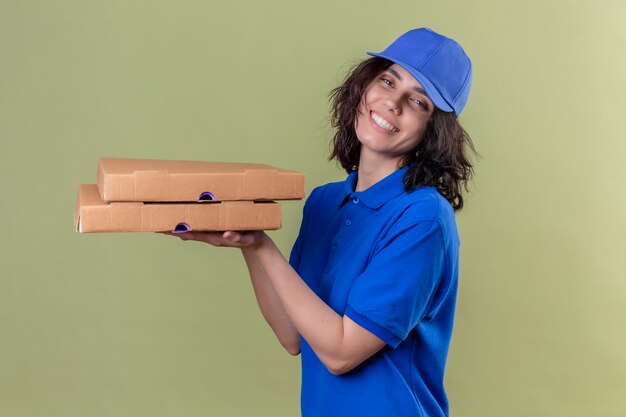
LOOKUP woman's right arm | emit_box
[242,249,301,355]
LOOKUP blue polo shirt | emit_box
[289,165,460,417]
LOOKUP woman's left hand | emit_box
[158,230,268,250]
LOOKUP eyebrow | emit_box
[387,68,429,98]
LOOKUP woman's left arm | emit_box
[163,230,386,375]
[243,233,387,375]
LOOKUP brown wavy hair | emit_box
[329,57,476,211]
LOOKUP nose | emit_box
[384,91,402,115]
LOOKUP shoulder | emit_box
[389,186,458,246]
[304,179,346,210]
[310,179,345,200]
[391,187,454,221]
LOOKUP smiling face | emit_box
[354,63,435,167]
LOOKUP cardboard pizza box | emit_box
[74,184,282,233]
[97,157,305,202]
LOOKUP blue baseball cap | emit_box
[367,28,472,116]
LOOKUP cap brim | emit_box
[367,51,456,114]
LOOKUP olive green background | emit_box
[1,1,624,416]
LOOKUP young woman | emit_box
[163,28,475,417]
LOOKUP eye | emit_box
[380,77,393,86]
[410,97,428,109]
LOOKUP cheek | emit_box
[412,113,431,137]
[400,123,429,150]
[416,124,428,140]
[415,127,429,145]
[354,105,369,132]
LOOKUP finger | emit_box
[226,231,259,247]
[178,231,199,240]
[223,231,241,242]
[228,231,254,246]
[203,232,227,246]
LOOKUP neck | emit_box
[355,150,402,192]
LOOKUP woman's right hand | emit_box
[157,230,268,250]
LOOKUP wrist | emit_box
[243,231,272,254]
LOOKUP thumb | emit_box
[222,231,240,241]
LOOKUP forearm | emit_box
[244,236,352,373]
[242,249,301,355]
[161,229,382,373]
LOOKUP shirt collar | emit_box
[337,165,410,210]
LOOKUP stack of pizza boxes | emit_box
[74,158,305,233]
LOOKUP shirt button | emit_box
[352,197,359,204]
[345,219,352,226]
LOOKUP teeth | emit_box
[371,112,397,132]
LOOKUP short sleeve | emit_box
[288,228,304,270]
[288,187,315,271]
[345,220,446,348]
